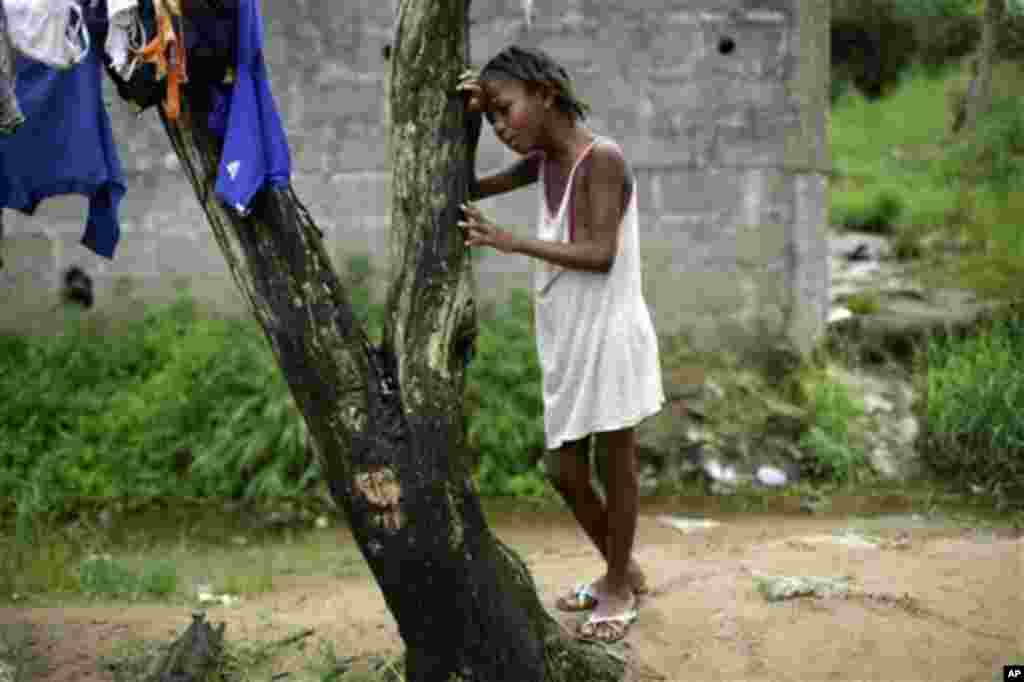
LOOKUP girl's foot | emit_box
[555,560,647,613]
[592,562,648,600]
[555,582,599,612]
[578,590,637,643]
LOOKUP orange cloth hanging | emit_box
[136,0,187,121]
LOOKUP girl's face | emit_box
[482,77,553,155]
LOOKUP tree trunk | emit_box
[153,0,626,680]
[964,0,1007,129]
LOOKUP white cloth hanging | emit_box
[3,0,90,70]
[105,0,143,80]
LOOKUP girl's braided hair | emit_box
[480,45,591,121]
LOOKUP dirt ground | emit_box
[2,508,1022,682]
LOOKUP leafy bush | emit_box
[919,311,1024,505]
[463,289,548,497]
[0,270,555,512]
[831,188,904,234]
[0,255,394,513]
[797,372,871,485]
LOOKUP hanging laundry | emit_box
[105,0,144,79]
[213,0,289,218]
[136,0,185,120]
[0,45,126,259]
[177,1,233,139]
[0,0,25,134]
[102,0,163,111]
[4,0,90,70]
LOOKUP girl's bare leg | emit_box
[548,437,608,560]
[591,427,640,616]
[547,431,646,599]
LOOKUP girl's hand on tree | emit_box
[459,203,519,254]
[456,69,489,114]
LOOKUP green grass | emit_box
[76,554,179,600]
[0,511,368,603]
[831,64,1024,505]
[831,59,1024,292]
[917,311,1024,504]
[830,64,962,235]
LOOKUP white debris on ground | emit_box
[654,515,722,533]
[753,572,852,601]
[195,582,240,607]
[798,531,881,549]
[197,592,239,607]
[703,459,737,484]
[755,465,788,487]
[0,660,14,682]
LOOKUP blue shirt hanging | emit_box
[213,0,290,217]
[0,47,126,259]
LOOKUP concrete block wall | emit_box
[0,0,829,355]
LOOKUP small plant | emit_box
[75,553,181,600]
[77,554,138,598]
[891,228,924,261]
[843,291,882,315]
[137,559,180,598]
[832,189,905,234]
[797,371,871,485]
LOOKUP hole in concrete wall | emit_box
[382,43,391,61]
[63,266,93,309]
[718,36,736,55]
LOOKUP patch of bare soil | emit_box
[3,511,1021,682]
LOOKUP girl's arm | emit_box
[464,110,541,200]
[461,142,628,274]
[459,74,540,201]
[470,153,541,201]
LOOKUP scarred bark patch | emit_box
[355,467,405,531]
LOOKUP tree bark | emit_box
[964,0,1007,130]
[153,1,626,680]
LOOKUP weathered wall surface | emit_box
[0,0,829,355]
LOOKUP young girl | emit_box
[457,45,665,644]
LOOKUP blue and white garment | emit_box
[0,45,126,258]
[212,0,290,217]
[105,0,145,80]
[5,0,90,70]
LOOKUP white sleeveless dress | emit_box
[533,136,665,450]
